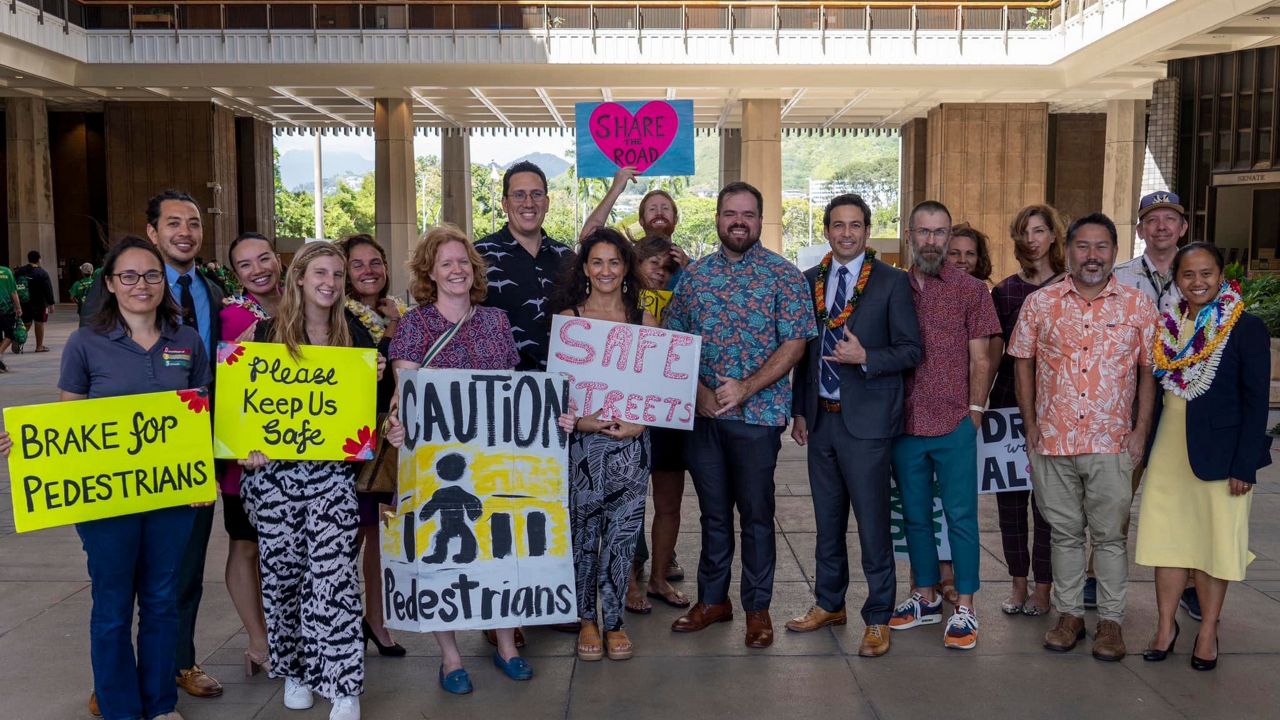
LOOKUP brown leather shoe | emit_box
[671,602,734,633]
[88,691,101,718]
[1092,619,1127,662]
[858,624,891,657]
[176,666,223,698]
[1043,614,1086,652]
[745,610,774,648]
[785,605,847,633]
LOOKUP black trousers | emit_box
[808,410,896,625]
[174,504,215,670]
[685,418,783,612]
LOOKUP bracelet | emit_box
[969,404,986,413]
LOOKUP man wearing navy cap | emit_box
[1113,191,1187,315]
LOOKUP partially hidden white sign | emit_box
[977,407,1033,494]
[546,315,701,431]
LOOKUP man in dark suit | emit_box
[787,194,922,657]
[144,190,225,700]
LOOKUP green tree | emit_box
[274,146,316,239]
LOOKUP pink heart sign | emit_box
[588,101,679,174]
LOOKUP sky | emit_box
[273,130,576,166]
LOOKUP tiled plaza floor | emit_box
[2,309,1278,719]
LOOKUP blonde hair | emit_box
[272,241,352,360]
[407,224,489,305]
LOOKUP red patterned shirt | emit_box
[388,305,520,371]
[903,264,1002,437]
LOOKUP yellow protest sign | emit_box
[639,289,672,325]
[4,390,216,533]
[213,341,378,462]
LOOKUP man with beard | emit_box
[665,182,815,649]
[580,165,690,276]
[787,194,921,657]
[476,161,573,371]
[1009,213,1158,661]
[886,201,1000,651]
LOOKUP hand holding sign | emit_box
[575,100,695,179]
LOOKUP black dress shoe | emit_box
[1142,620,1179,662]
[1191,637,1218,671]
[363,618,407,657]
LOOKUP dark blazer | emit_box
[1147,311,1273,484]
[792,258,923,439]
[80,265,224,375]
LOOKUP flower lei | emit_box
[221,293,271,322]
[346,296,408,344]
[814,248,875,329]
[1152,280,1244,400]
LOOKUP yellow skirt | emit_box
[1135,391,1255,581]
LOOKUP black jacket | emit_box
[1146,311,1273,484]
[792,258,923,439]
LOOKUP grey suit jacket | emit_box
[791,258,922,440]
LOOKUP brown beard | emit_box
[719,226,759,255]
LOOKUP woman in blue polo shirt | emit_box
[1,236,211,720]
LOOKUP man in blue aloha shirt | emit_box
[665,181,816,649]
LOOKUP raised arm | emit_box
[579,166,638,241]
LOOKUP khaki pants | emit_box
[1031,452,1134,623]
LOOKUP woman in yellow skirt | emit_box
[1136,242,1272,671]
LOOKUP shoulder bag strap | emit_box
[421,305,477,367]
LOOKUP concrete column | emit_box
[739,100,783,253]
[719,129,741,187]
[898,117,928,262]
[1102,99,1147,261]
[1141,78,1180,246]
[440,130,473,238]
[375,98,417,297]
[235,117,276,237]
[5,98,58,297]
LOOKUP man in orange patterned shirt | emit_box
[1009,212,1158,663]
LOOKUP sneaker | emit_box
[1083,577,1098,609]
[330,695,360,720]
[888,592,944,630]
[1179,587,1203,621]
[283,678,314,710]
[944,605,980,650]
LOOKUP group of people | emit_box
[0,160,1270,720]
[0,249,57,371]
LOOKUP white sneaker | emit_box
[330,695,361,720]
[283,678,314,710]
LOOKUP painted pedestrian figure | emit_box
[421,452,483,564]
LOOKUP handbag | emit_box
[355,305,476,495]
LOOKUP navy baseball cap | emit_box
[1138,191,1185,219]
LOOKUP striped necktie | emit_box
[820,266,850,398]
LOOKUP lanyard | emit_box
[1140,257,1172,304]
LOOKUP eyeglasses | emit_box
[111,270,166,286]
[912,227,950,240]
[507,190,547,202]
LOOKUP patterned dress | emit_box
[569,427,651,632]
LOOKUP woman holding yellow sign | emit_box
[385,224,525,695]
[0,236,212,720]
[238,241,385,720]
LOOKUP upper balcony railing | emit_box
[11,0,1099,36]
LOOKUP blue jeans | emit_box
[891,420,981,596]
[76,506,196,720]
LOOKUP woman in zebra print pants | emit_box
[240,242,386,720]
[553,228,657,661]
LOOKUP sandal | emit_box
[34,346,49,353]
[646,587,691,609]
[938,584,960,606]
[625,582,652,615]
[1022,597,1051,616]
[1001,588,1028,615]
[605,630,634,661]
[576,621,604,662]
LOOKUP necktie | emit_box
[820,266,850,398]
[177,274,199,332]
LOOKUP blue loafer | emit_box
[439,666,473,695]
[492,651,533,681]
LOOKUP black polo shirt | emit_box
[475,224,573,371]
[59,322,212,399]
